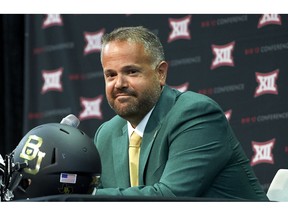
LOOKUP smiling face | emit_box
[102,40,167,127]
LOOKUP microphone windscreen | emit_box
[60,114,80,128]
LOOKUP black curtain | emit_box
[0,14,25,157]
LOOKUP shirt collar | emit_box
[127,107,154,138]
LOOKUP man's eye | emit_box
[105,72,116,78]
[128,69,138,74]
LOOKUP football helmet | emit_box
[10,123,101,200]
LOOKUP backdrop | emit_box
[16,14,288,192]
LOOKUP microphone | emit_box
[60,114,80,128]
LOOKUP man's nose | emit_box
[115,74,128,88]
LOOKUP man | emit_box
[93,26,268,201]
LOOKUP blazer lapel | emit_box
[138,86,178,185]
[112,125,130,187]
[138,123,161,185]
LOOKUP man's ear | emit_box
[157,61,168,86]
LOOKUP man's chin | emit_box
[113,105,137,117]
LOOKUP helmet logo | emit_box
[20,135,46,175]
[58,184,74,194]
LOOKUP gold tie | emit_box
[129,131,142,187]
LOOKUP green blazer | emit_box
[94,85,268,201]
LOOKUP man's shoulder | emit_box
[176,89,216,105]
[102,115,126,129]
[95,115,126,137]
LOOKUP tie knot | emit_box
[129,131,142,147]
